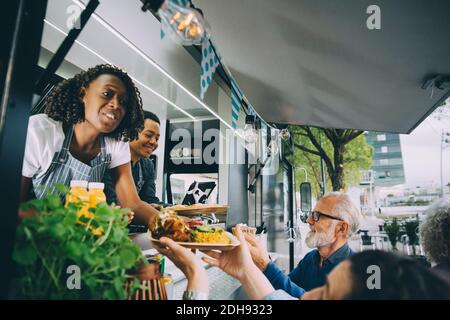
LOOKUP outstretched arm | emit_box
[112,163,159,224]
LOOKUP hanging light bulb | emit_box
[267,140,279,156]
[158,0,211,46]
[267,129,280,156]
[280,128,290,141]
[244,115,258,144]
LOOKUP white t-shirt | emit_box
[22,114,131,179]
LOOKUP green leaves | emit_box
[13,190,144,299]
[384,218,401,249]
[290,125,373,196]
[404,219,419,246]
[13,245,37,265]
[111,228,125,244]
[46,194,62,210]
[49,223,66,239]
[66,241,83,260]
[119,247,138,269]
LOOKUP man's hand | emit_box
[243,233,271,271]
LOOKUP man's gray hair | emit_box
[420,197,450,265]
[321,192,362,237]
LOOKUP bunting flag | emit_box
[160,0,189,39]
[200,39,219,99]
[230,77,243,129]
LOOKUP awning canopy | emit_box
[195,0,450,133]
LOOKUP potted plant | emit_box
[12,187,145,299]
[384,218,400,251]
[404,218,420,256]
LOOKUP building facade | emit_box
[365,132,405,186]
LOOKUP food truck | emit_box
[1,0,449,300]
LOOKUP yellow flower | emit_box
[77,209,94,219]
[90,226,103,236]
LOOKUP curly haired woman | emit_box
[420,198,450,285]
[20,64,158,224]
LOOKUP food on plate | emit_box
[149,211,231,244]
[149,211,191,242]
[165,203,227,210]
[191,225,231,244]
[164,204,188,211]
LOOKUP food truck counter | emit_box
[131,232,278,300]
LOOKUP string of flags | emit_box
[200,39,220,99]
[202,40,272,132]
[199,38,245,129]
[230,77,243,129]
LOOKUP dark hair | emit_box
[346,250,450,300]
[143,110,160,125]
[44,64,144,141]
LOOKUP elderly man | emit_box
[245,192,362,298]
[419,197,450,284]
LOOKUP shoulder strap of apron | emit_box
[138,160,143,183]
[98,134,111,163]
[57,125,74,164]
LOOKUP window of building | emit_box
[381,146,388,153]
[377,134,386,141]
[380,159,389,165]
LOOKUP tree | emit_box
[404,218,420,256]
[290,126,373,197]
[384,218,400,250]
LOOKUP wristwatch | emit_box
[182,290,209,300]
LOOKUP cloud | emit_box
[399,116,450,187]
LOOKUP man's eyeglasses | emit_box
[301,211,344,223]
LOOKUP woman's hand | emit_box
[201,225,275,299]
[126,211,134,224]
[110,204,134,224]
[153,237,208,293]
[201,224,257,281]
[150,203,162,211]
[113,163,159,224]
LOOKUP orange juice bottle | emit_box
[88,182,107,209]
[66,180,90,217]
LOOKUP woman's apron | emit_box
[32,125,111,199]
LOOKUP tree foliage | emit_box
[290,126,373,198]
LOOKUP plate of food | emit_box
[148,211,239,251]
[165,203,229,215]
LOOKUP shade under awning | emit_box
[195,0,450,133]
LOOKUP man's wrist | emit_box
[242,263,263,281]
[182,290,209,300]
[256,257,270,272]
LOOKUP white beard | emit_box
[305,225,336,248]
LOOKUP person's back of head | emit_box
[346,250,450,300]
[420,198,450,267]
